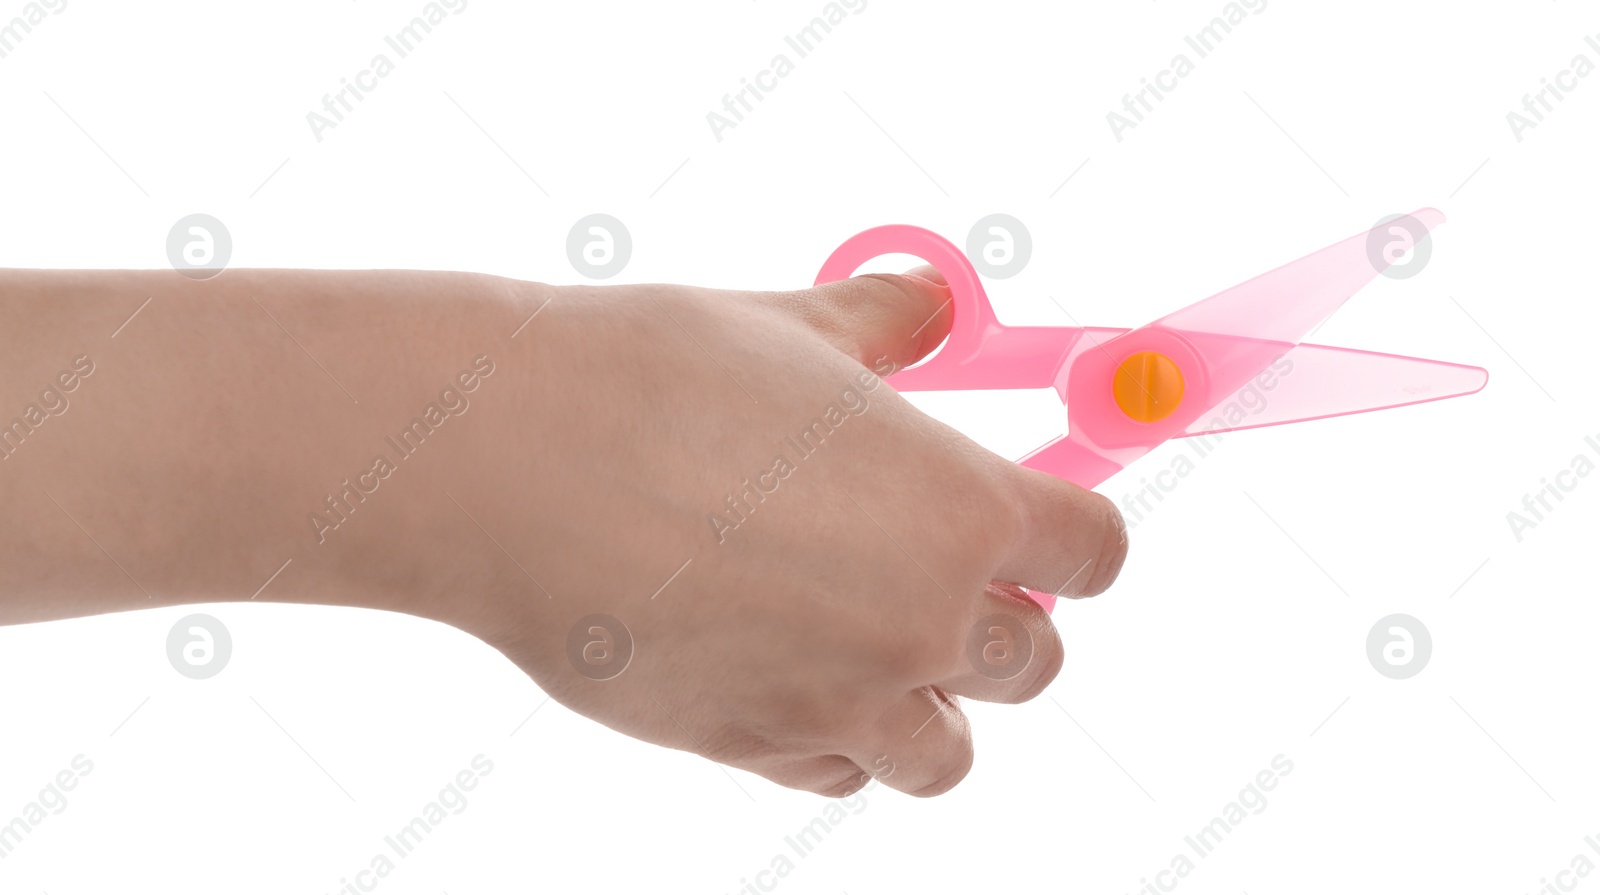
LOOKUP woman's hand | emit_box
[473,270,1128,797]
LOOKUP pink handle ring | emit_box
[814,225,1001,376]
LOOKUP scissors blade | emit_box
[1018,343,1487,490]
[1175,342,1487,437]
[1022,209,1452,490]
[1152,207,1445,349]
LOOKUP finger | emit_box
[793,269,954,374]
[844,687,972,797]
[937,581,1065,704]
[753,753,872,798]
[904,263,947,287]
[994,464,1129,599]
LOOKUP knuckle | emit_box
[849,273,946,364]
[806,275,899,328]
[853,272,923,309]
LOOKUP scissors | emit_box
[814,208,1487,611]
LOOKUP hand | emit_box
[473,269,1129,797]
[0,265,1127,799]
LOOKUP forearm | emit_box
[0,268,551,631]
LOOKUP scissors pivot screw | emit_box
[1113,351,1186,423]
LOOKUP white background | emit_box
[2,1,1597,893]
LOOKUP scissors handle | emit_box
[814,225,1003,389]
[816,225,1088,391]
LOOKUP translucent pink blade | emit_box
[1154,207,1445,345]
[1178,343,1488,437]
[1028,209,1452,494]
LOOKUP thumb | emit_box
[796,266,954,374]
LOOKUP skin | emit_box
[0,266,1126,798]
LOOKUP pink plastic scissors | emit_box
[815,208,1487,611]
